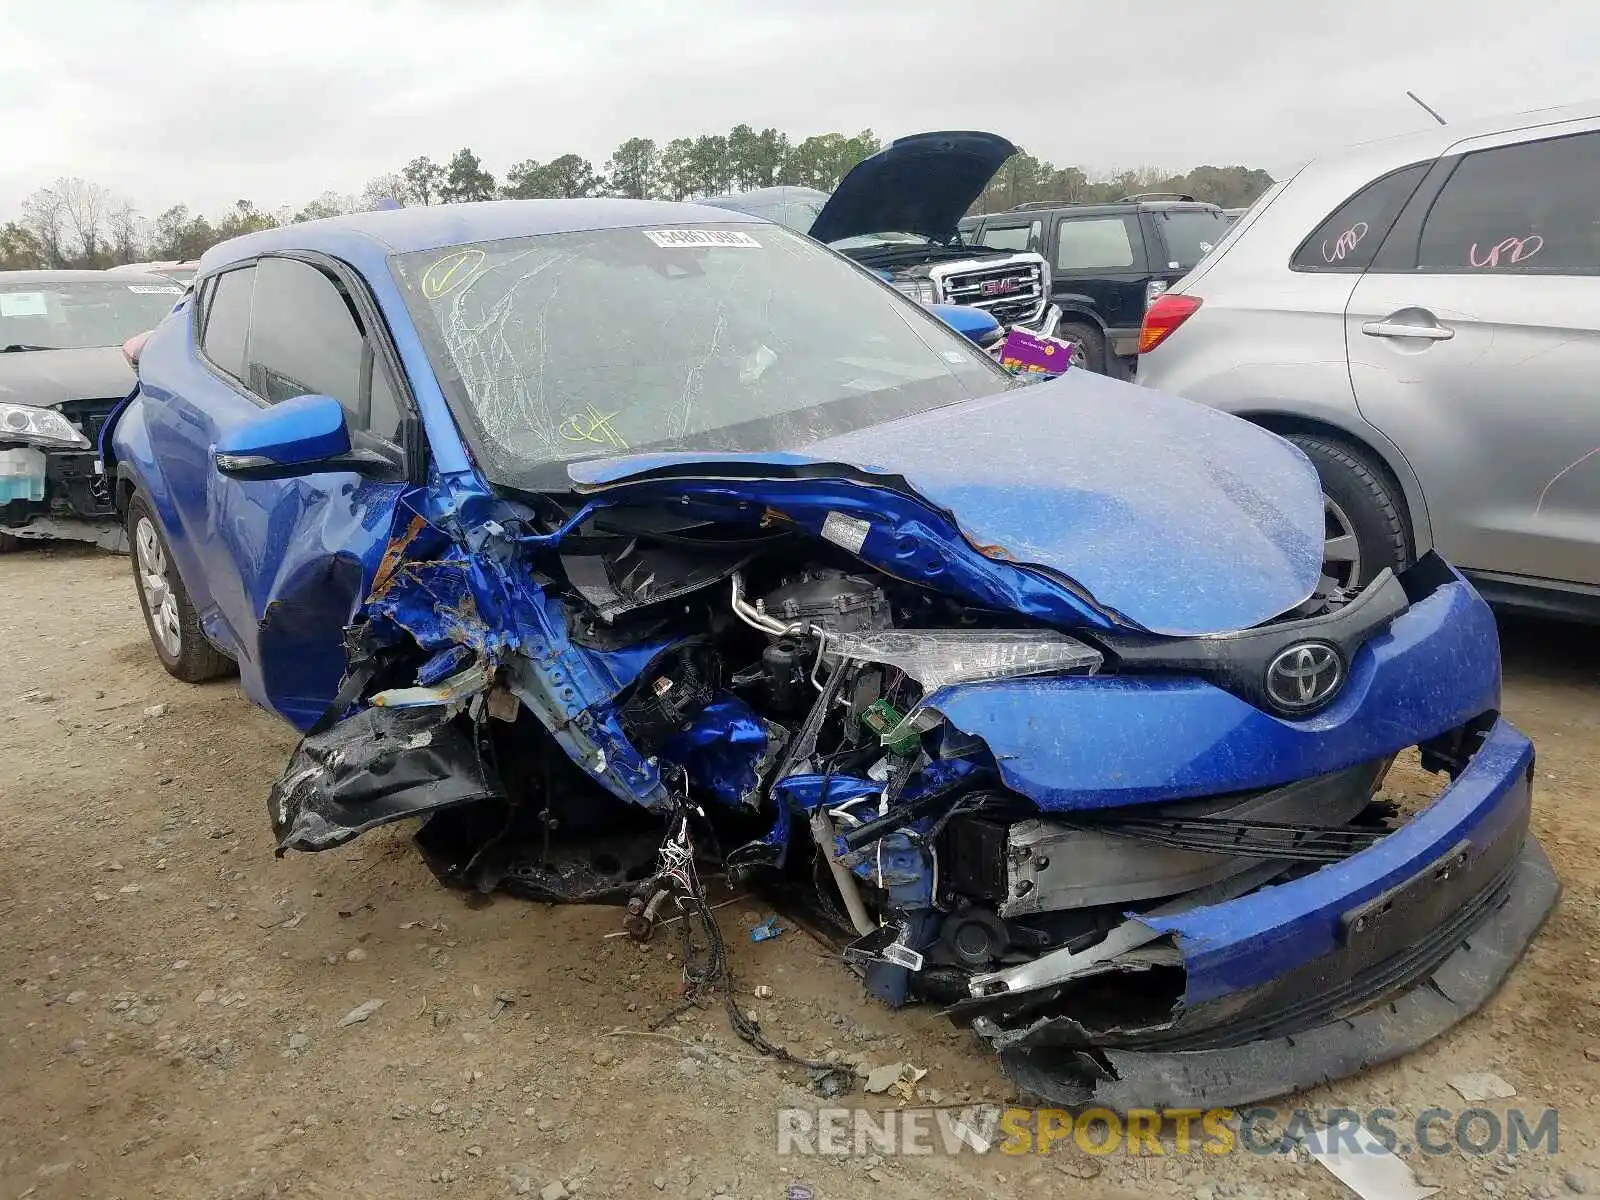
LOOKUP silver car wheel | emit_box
[1322,495,1363,590]
[135,516,182,658]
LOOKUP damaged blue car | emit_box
[101,200,1557,1110]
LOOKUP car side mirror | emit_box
[214,393,360,480]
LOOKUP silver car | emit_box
[1137,101,1600,621]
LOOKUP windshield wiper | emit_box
[1,344,54,353]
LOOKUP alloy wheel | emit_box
[135,516,182,657]
[1322,495,1363,591]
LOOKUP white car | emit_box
[1138,102,1600,621]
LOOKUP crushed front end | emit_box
[267,473,1556,1111]
[1,396,125,550]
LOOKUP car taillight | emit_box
[1138,293,1202,354]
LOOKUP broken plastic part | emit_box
[370,661,491,708]
[826,628,1102,692]
[861,697,919,755]
[270,706,502,853]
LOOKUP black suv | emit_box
[959,195,1231,375]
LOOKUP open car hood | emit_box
[807,131,1017,245]
[564,371,1325,637]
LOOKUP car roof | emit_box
[111,260,198,270]
[1310,98,1600,173]
[702,185,830,204]
[0,269,177,285]
[197,199,769,275]
[981,200,1222,220]
[1173,99,1600,288]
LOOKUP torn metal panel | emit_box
[358,543,684,809]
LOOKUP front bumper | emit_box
[0,447,123,549]
[983,717,1558,1110]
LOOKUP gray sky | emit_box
[3,0,1595,221]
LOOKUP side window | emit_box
[1054,217,1137,272]
[199,266,254,379]
[1292,163,1429,272]
[1416,131,1600,275]
[246,257,365,418]
[244,256,403,441]
[979,222,1041,252]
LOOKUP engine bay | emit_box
[268,494,1417,1056]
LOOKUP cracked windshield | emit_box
[392,223,1009,486]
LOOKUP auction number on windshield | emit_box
[643,229,761,249]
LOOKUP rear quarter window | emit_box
[1291,163,1430,273]
[1150,209,1231,270]
[200,266,255,379]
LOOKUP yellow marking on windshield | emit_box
[559,405,629,451]
[421,248,487,299]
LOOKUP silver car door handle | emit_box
[1361,320,1454,340]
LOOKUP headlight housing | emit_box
[893,278,938,305]
[0,403,90,449]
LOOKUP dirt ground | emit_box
[2,545,1597,1200]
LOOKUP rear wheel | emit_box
[1285,434,1412,590]
[1056,322,1106,374]
[127,493,233,682]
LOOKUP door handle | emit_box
[1361,319,1454,341]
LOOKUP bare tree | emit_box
[107,203,146,265]
[292,191,354,223]
[55,178,114,267]
[359,173,410,210]
[20,187,68,268]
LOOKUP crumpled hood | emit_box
[0,347,132,409]
[808,131,1017,246]
[564,371,1325,637]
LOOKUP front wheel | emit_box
[127,493,233,682]
[1285,434,1413,591]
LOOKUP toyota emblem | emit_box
[1265,642,1343,711]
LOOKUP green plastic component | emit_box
[861,698,919,756]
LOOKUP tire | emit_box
[0,532,20,554]
[1056,321,1107,375]
[127,493,233,682]
[1285,434,1412,591]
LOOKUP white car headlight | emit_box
[0,403,91,449]
[893,279,937,305]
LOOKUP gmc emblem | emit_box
[980,278,1021,297]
